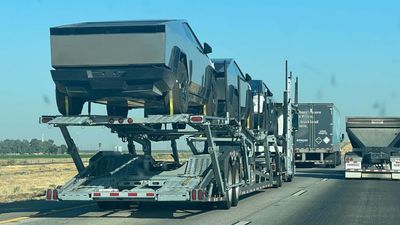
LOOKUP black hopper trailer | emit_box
[345,117,400,180]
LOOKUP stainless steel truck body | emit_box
[212,59,253,123]
[294,103,342,167]
[50,20,216,116]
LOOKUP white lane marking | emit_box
[233,221,251,225]
[292,189,307,196]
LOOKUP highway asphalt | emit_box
[1,165,400,225]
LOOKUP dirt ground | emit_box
[0,163,78,202]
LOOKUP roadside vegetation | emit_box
[0,151,191,202]
[0,139,67,154]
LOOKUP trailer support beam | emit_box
[133,137,152,156]
[171,139,180,165]
[59,126,85,174]
[127,138,137,157]
[205,124,225,194]
[186,138,199,155]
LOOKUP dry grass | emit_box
[0,153,191,203]
[0,163,78,202]
[341,141,353,154]
[152,152,191,161]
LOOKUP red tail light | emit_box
[190,116,204,123]
[118,118,124,124]
[128,192,137,197]
[110,192,119,197]
[146,192,155,197]
[46,189,52,200]
[197,190,203,200]
[41,116,54,124]
[191,190,197,200]
[127,118,133,124]
[93,192,101,197]
[52,189,58,200]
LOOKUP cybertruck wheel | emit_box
[55,89,84,116]
[166,61,189,114]
[107,104,129,118]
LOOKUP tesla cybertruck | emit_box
[50,20,216,117]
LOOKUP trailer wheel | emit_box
[276,173,283,187]
[231,164,240,207]
[219,165,233,209]
[273,157,283,188]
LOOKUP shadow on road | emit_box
[0,199,215,220]
[295,168,345,180]
[126,202,213,219]
[0,200,92,214]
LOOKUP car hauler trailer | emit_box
[41,63,298,209]
[294,103,342,168]
[345,117,400,180]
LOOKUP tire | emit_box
[278,174,283,187]
[286,174,293,182]
[172,123,186,130]
[144,104,166,117]
[273,157,283,188]
[231,163,240,207]
[106,104,129,117]
[55,88,84,116]
[165,61,189,114]
[148,124,162,130]
[219,165,233,209]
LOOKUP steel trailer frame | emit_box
[41,114,280,207]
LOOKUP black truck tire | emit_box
[273,156,283,188]
[56,89,84,116]
[107,104,129,118]
[231,163,240,207]
[219,164,233,209]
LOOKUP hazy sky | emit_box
[0,0,399,150]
